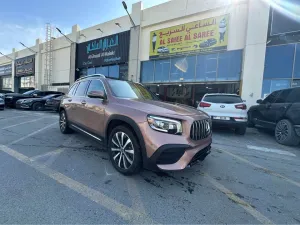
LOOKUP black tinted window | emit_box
[274,89,292,103]
[286,88,300,103]
[87,80,105,94]
[68,83,78,96]
[263,91,280,104]
[74,81,89,96]
[203,95,242,104]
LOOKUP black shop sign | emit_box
[15,55,35,77]
[76,31,130,68]
[0,64,12,76]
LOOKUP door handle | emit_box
[81,100,86,105]
[68,99,72,102]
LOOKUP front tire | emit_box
[275,119,300,146]
[32,102,44,111]
[59,110,73,134]
[247,112,255,128]
[235,126,247,135]
[108,126,142,175]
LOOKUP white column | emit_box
[241,0,270,106]
[128,1,142,82]
[35,38,42,90]
[69,24,80,85]
[11,48,16,92]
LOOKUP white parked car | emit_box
[197,93,248,135]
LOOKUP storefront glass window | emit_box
[108,65,119,79]
[2,77,12,89]
[87,68,96,75]
[20,76,35,88]
[170,56,196,82]
[264,44,294,79]
[95,67,109,76]
[119,64,128,80]
[217,50,242,81]
[262,79,291,98]
[293,44,300,78]
[154,59,170,82]
[141,61,154,83]
[196,54,217,81]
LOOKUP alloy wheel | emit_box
[111,132,134,169]
[60,112,66,132]
[276,120,288,141]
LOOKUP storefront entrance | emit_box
[146,82,240,107]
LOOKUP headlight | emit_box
[147,115,182,135]
[22,99,33,103]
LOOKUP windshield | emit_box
[107,79,159,100]
[203,95,243,104]
[23,90,36,95]
[42,94,58,99]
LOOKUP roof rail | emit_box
[76,74,106,82]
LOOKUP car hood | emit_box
[19,98,43,101]
[118,99,208,116]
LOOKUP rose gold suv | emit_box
[59,74,212,175]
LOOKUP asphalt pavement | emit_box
[0,109,299,224]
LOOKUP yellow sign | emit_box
[149,15,229,59]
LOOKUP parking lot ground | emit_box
[0,109,300,224]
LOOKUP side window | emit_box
[87,80,105,94]
[286,88,300,103]
[74,81,89,97]
[36,91,46,97]
[263,90,280,104]
[274,89,292,103]
[68,83,78,96]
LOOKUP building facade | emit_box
[0,0,299,107]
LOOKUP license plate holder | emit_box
[213,116,230,120]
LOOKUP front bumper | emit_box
[16,102,31,109]
[138,116,212,171]
[212,118,247,128]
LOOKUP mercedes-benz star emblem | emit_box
[220,105,225,108]
[205,121,211,133]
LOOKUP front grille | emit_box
[190,119,211,141]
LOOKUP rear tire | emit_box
[275,119,300,146]
[32,102,44,111]
[247,112,255,128]
[59,110,73,134]
[235,126,247,135]
[108,125,142,175]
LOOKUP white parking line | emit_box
[247,145,296,157]
[2,118,45,130]
[30,148,65,161]
[204,173,274,224]
[219,148,300,188]
[0,115,28,121]
[0,144,151,223]
[9,122,57,145]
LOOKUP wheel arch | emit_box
[105,115,147,165]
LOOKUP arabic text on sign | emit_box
[86,35,119,54]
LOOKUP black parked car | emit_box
[44,95,64,112]
[16,94,64,111]
[5,90,64,108]
[248,87,300,146]
[0,90,14,99]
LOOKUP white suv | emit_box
[197,93,247,135]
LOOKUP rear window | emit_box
[203,95,243,104]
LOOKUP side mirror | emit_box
[87,90,106,99]
[32,93,38,97]
[243,100,246,102]
[256,99,263,104]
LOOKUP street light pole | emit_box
[0,52,14,60]
[56,27,75,43]
[122,1,136,27]
[19,42,38,54]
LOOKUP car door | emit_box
[64,83,79,122]
[263,89,292,127]
[254,90,280,128]
[83,79,107,137]
[72,80,90,127]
